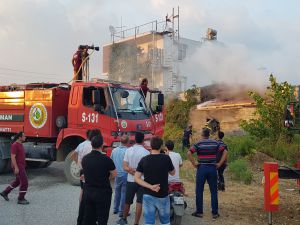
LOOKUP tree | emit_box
[240,74,294,141]
[164,86,199,140]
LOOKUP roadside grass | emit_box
[228,159,253,185]
[165,134,300,185]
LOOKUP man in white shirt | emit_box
[165,140,183,183]
[117,132,149,225]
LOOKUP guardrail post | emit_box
[264,162,279,225]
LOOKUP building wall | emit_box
[102,32,201,93]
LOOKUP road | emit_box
[0,162,201,225]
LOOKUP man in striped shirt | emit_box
[187,128,227,219]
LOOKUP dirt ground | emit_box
[181,153,300,225]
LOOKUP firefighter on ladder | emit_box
[72,46,89,81]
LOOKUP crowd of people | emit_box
[71,127,227,224]
[0,126,228,225]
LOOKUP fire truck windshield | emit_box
[112,88,147,112]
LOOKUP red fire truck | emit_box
[0,80,165,184]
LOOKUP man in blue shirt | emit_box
[111,135,129,217]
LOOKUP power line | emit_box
[0,66,66,77]
[0,72,63,80]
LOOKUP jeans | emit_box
[143,194,170,225]
[196,164,218,215]
[113,174,127,215]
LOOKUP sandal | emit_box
[191,212,203,218]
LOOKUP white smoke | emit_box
[0,0,299,86]
[182,41,268,89]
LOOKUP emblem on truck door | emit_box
[121,120,127,129]
[29,103,48,129]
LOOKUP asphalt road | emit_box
[0,162,199,225]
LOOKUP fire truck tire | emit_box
[0,158,8,173]
[64,151,80,186]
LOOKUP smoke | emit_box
[0,0,299,86]
[181,41,268,91]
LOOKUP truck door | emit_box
[77,86,110,133]
[147,92,165,136]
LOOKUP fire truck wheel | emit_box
[0,158,8,173]
[64,151,80,186]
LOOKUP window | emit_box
[112,88,146,112]
[82,87,107,109]
[178,44,187,61]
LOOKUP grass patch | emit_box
[180,165,196,183]
[228,159,253,185]
[224,135,257,162]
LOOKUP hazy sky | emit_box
[0,0,299,87]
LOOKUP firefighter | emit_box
[0,132,29,205]
[182,124,193,151]
[216,131,228,191]
[72,46,84,81]
[140,78,149,98]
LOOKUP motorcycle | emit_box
[169,182,187,225]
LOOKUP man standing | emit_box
[81,134,117,225]
[118,132,149,225]
[216,131,228,191]
[0,132,29,205]
[140,78,149,98]
[165,140,183,184]
[187,128,227,219]
[135,136,175,225]
[72,46,83,81]
[182,124,192,151]
[71,129,101,225]
[111,135,129,217]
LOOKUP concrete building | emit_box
[102,19,207,93]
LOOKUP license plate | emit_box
[174,196,184,205]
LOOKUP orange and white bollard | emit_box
[264,162,279,225]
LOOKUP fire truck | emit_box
[0,80,165,185]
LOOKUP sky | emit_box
[0,0,299,87]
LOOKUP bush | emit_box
[240,74,294,141]
[228,159,253,184]
[224,135,257,162]
[258,138,300,166]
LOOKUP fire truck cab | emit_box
[0,79,165,185]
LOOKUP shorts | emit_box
[125,181,143,204]
[143,194,170,225]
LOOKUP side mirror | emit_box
[158,93,164,106]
